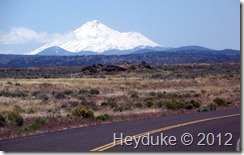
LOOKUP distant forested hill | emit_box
[0,49,240,68]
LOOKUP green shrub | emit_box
[89,89,99,95]
[71,106,94,118]
[78,95,86,101]
[107,98,117,106]
[41,83,52,87]
[61,103,68,109]
[144,100,154,108]
[226,101,232,105]
[81,101,97,110]
[189,100,201,108]
[78,89,90,94]
[14,105,24,113]
[68,101,79,107]
[27,108,35,114]
[113,106,124,112]
[125,103,133,110]
[201,90,206,94]
[0,91,12,97]
[213,97,225,106]
[40,94,49,101]
[0,114,6,127]
[156,92,164,98]
[164,99,201,110]
[54,92,66,100]
[35,117,48,124]
[8,112,24,127]
[144,97,155,108]
[175,101,186,109]
[7,81,12,85]
[165,101,177,110]
[130,91,139,98]
[15,126,29,132]
[32,90,48,101]
[149,92,157,97]
[185,103,194,110]
[208,103,217,111]
[163,92,178,99]
[29,122,38,131]
[165,100,187,110]
[155,102,164,108]
[63,90,73,95]
[135,102,143,108]
[101,98,117,108]
[198,106,209,112]
[0,91,28,98]
[15,82,21,86]
[144,97,154,102]
[79,89,99,96]
[96,114,110,121]
[15,91,28,97]
[181,93,191,98]
[32,90,44,96]
[213,97,232,106]
[29,118,48,131]
[101,102,108,106]
[193,93,201,97]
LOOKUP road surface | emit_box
[0,108,240,152]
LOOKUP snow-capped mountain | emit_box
[29,20,161,55]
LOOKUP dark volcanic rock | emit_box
[103,65,127,72]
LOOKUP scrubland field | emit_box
[0,62,240,140]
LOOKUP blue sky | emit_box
[0,0,240,54]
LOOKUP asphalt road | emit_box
[0,108,240,152]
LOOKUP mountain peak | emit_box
[88,19,101,25]
[29,20,161,55]
[74,20,111,38]
[81,20,103,28]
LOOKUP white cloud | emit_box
[0,27,75,44]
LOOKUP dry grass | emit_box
[0,71,240,140]
[0,75,240,118]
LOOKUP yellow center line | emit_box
[90,113,240,151]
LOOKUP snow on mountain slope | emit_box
[29,20,161,55]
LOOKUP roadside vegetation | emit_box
[0,62,240,140]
